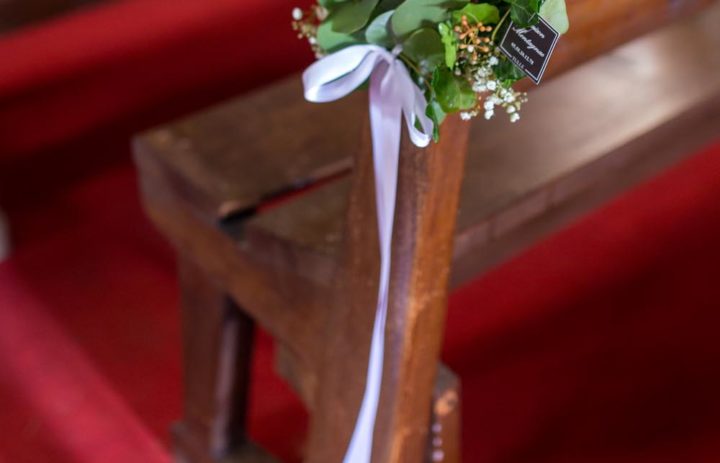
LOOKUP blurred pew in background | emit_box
[0,0,108,34]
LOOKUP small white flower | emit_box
[490,95,503,105]
[486,80,498,91]
[467,45,475,53]
[506,105,516,114]
[489,56,499,66]
[292,7,303,20]
[476,67,490,78]
[308,37,317,45]
[483,100,494,111]
[460,112,473,121]
[455,69,462,76]
[510,113,520,123]
[504,93,516,103]
[484,110,495,120]
[473,83,487,92]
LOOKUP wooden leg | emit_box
[0,208,10,261]
[173,256,276,463]
[306,117,470,462]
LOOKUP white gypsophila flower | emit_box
[485,110,495,120]
[486,80,498,91]
[309,37,317,45]
[460,112,473,121]
[490,95,502,105]
[473,83,487,92]
[507,105,516,114]
[483,100,494,111]
[489,56,499,66]
[510,113,520,123]
[467,45,475,53]
[292,7,303,20]
[504,93,516,103]
[476,67,490,78]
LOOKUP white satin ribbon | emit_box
[303,45,434,462]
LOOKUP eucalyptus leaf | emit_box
[539,0,568,34]
[451,3,500,24]
[403,28,445,69]
[392,0,469,37]
[432,67,476,113]
[365,10,395,47]
[331,0,381,34]
[375,0,404,14]
[317,21,362,52]
[505,0,541,28]
[493,57,525,85]
[425,99,446,142]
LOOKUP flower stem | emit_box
[491,10,511,43]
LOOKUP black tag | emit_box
[498,17,559,84]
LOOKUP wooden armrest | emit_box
[245,10,720,289]
[135,4,720,417]
[133,4,720,461]
[134,0,715,226]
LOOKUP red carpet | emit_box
[1,140,720,462]
[444,140,720,462]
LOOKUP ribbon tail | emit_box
[343,62,402,463]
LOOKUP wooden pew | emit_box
[133,2,720,462]
[0,0,105,33]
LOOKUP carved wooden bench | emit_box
[133,2,720,462]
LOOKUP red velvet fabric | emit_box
[0,0,313,160]
[2,2,720,462]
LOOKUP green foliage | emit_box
[391,0,469,37]
[330,0,380,33]
[539,0,569,33]
[365,10,395,47]
[505,0,541,28]
[301,0,569,133]
[493,58,525,85]
[452,3,500,24]
[425,98,446,142]
[431,67,476,113]
[404,28,445,69]
[317,21,363,52]
[438,22,457,69]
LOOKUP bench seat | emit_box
[134,5,720,420]
[137,5,720,293]
[133,3,720,460]
[245,13,720,289]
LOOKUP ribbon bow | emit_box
[304,45,434,462]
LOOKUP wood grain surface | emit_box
[245,7,720,288]
[133,2,720,462]
[136,0,714,225]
